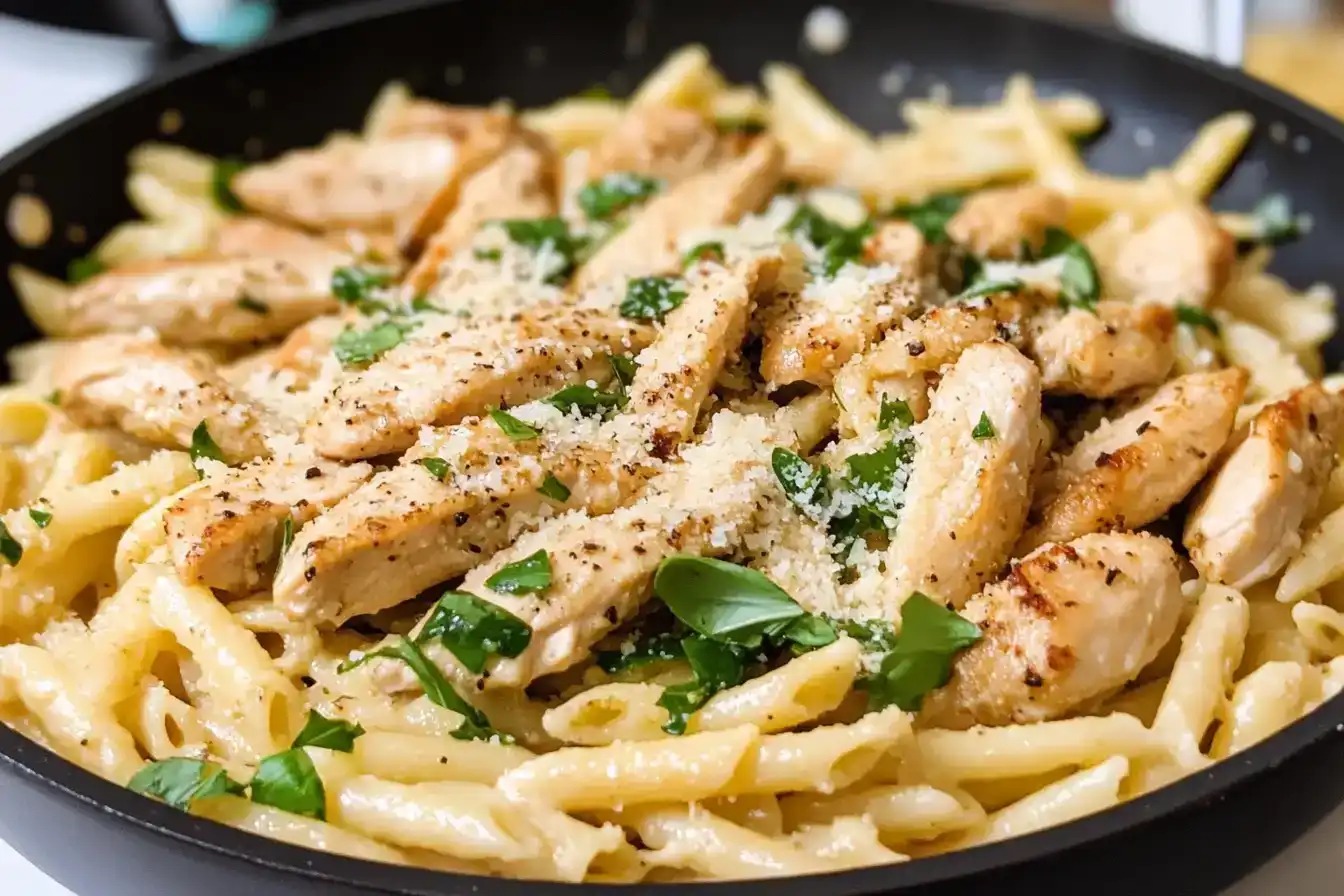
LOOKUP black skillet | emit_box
[1,1,1343,893]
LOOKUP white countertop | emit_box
[0,9,1340,895]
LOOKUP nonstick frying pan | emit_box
[2,1,1343,893]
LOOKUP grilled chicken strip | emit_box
[231,135,459,234]
[54,334,278,463]
[59,251,346,345]
[587,106,721,184]
[404,136,557,294]
[1185,383,1344,589]
[758,269,918,389]
[921,532,1185,728]
[1018,368,1247,554]
[945,185,1069,259]
[166,455,373,594]
[571,137,784,292]
[861,221,936,282]
[1026,301,1176,397]
[1110,205,1235,307]
[213,217,333,258]
[886,341,1046,611]
[306,307,652,460]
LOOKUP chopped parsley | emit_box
[545,383,625,416]
[339,636,509,742]
[27,508,51,529]
[128,758,245,810]
[782,205,872,277]
[620,276,688,321]
[291,710,364,752]
[416,457,451,481]
[1175,303,1220,334]
[498,217,588,284]
[333,321,415,367]
[971,412,996,440]
[45,390,61,406]
[66,255,104,284]
[578,172,662,220]
[484,549,552,596]
[279,515,294,556]
[473,247,503,262]
[211,158,248,213]
[331,265,396,314]
[410,294,447,314]
[657,636,747,735]
[888,192,965,243]
[189,422,226,477]
[596,630,686,674]
[1039,227,1100,312]
[682,241,726,268]
[250,749,326,820]
[489,409,540,442]
[863,593,981,711]
[236,297,269,314]
[878,396,914,431]
[0,522,21,566]
[538,473,571,502]
[416,590,532,673]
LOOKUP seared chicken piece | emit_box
[886,341,1046,610]
[213,217,333,257]
[404,136,557,293]
[861,221,936,282]
[758,272,918,389]
[1026,300,1176,397]
[586,106,720,184]
[305,308,653,460]
[922,532,1185,728]
[1185,383,1344,589]
[54,335,277,463]
[833,292,1035,434]
[571,137,784,292]
[225,313,351,393]
[61,251,345,345]
[375,101,508,142]
[165,455,373,594]
[945,185,1069,259]
[1110,205,1235,307]
[232,136,458,234]
[1018,368,1247,554]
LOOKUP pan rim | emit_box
[2,0,1344,892]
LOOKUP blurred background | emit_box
[0,0,1343,160]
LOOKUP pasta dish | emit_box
[2,44,1343,882]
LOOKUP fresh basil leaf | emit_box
[45,390,61,406]
[538,473,571,502]
[596,631,686,674]
[545,384,624,416]
[1175,303,1220,334]
[489,409,540,441]
[782,205,872,277]
[608,353,637,392]
[128,758,245,810]
[1249,193,1301,244]
[67,255,105,284]
[831,617,898,652]
[780,614,839,652]
[865,593,981,712]
[1039,227,1099,312]
[499,217,587,285]
[333,321,415,367]
[955,278,1024,301]
[889,192,965,243]
[236,297,269,314]
[250,748,326,820]
[416,590,532,673]
[291,710,364,752]
[279,515,294,556]
[972,412,996,441]
[715,118,767,135]
[332,266,396,315]
[841,435,915,521]
[0,522,20,566]
[878,396,914,431]
[338,636,508,742]
[417,457,451,481]
[190,422,226,476]
[211,158,248,212]
[653,555,805,644]
[771,448,830,518]
[657,636,748,735]
[620,276,688,321]
[27,508,52,529]
[578,172,662,221]
[484,549,552,596]
[682,241,726,268]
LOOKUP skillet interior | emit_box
[0,1,1343,894]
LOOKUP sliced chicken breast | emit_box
[861,221,936,282]
[305,308,653,460]
[54,334,278,463]
[1186,383,1344,589]
[166,455,373,594]
[61,251,346,345]
[886,341,1046,610]
[922,532,1185,728]
[1110,205,1235,307]
[1018,368,1247,554]
[1026,300,1176,397]
[571,137,784,292]
[945,185,1069,259]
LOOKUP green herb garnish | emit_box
[971,412,996,440]
[331,266,396,314]
[189,422,226,477]
[128,758,245,810]
[538,473,571,502]
[682,241,726,268]
[417,590,532,673]
[863,593,981,711]
[250,749,326,820]
[484,549,552,596]
[67,255,104,284]
[620,276,688,321]
[1039,227,1100,312]
[211,158,248,213]
[499,217,588,285]
[1175,303,1220,334]
[889,192,964,243]
[27,508,51,529]
[0,522,22,566]
[236,297,269,314]
[489,409,540,442]
[333,321,415,367]
[417,457,451,481]
[657,636,748,735]
[878,396,914,431]
[1248,193,1302,244]
[955,278,1024,301]
[782,205,872,277]
[578,172,663,221]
